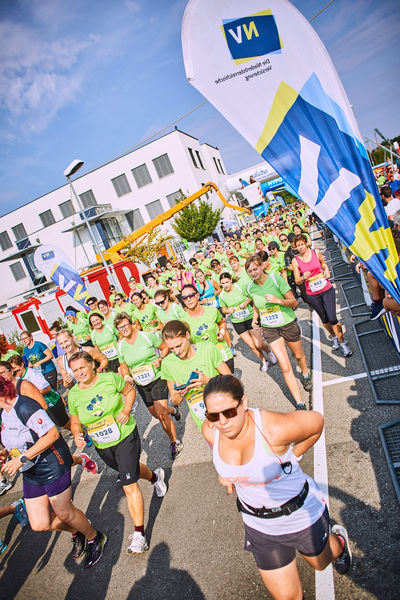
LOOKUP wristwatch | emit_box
[20,455,28,464]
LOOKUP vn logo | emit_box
[221,10,281,65]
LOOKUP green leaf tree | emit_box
[172,200,222,243]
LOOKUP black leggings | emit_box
[306,286,338,325]
[43,368,58,390]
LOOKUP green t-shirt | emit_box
[159,270,175,285]
[234,269,253,293]
[114,302,137,319]
[219,284,253,323]
[184,306,233,361]
[118,331,162,383]
[269,252,286,275]
[68,314,91,344]
[131,303,158,331]
[157,302,186,326]
[247,273,296,328]
[91,325,119,360]
[68,372,136,449]
[160,341,224,430]
[1,349,19,361]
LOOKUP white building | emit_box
[0,129,236,308]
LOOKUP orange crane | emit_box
[97,181,249,264]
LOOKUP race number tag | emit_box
[185,388,206,421]
[232,307,250,320]
[130,364,155,386]
[87,415,121,444]
[76,337,86,344]
[101,343,118,359]
[260,307,284,327]
[308,273,327,293]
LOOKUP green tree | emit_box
[172,200,222,243]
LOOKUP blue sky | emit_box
[0,0,399,216]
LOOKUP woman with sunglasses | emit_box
[195,269,221,308]
[144,274,161,299]
[64,308,92,347]
[172,262,195,292]
[292,224,311,247]
[115,312,182,460]
[88,312,120,373]
[161,321,231,431]
[68,351,166,555]
[113,294,138,321]
[97,300,117,331]
[180,284,234,372]
[56,329,108,389]
[202,375,351,598]
[154,289,185,327]
[245,255,311,410]
[127,278,144,303]
[130,292,159,332]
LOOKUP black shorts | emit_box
[225,357,235,374]
[48,399,70,428]
[43,369,58,390]
[262,320,301,344]
[306,286,338,325]
[136,377,168,408]
[232,318,253,335]
[244,506,330,570]
[96,428,141,486]
[107,357,120,373]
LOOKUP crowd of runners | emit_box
[0,201,353,597]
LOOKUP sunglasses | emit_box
[181,292,197,301]
[115,297,123,301]
[155,299,166,306]
[205,402,241,422]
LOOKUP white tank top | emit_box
[212,408,326,535]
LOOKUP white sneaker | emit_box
[0,478,12,496]
[331,336,340,351]
[340,342,353,357]
[126,531,149,554]
[260,360,269,372]
[266,350,277,365]
[153,467,167,497]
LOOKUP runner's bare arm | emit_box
[117,382,136,423]
[292,257,304,284]
[2,426,60,477]
[70,414,85,446]
[167,379,184,405]
[265,289,297,309]
[21,380,48,410]
[261,409,324,457]
[88,346,108,373]
[316,249,330,278]
[217,361,232,376]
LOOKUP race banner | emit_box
[182,0,400,302]
[34,245,90,311]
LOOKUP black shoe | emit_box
[332,524,352,574]
[300,373,312,392]
[84,532,107,568]
[71,531,87,559]
[370,300,386,321]
[172,405,181,422]
[295,402,307,411]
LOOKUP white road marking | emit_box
[322,372,368,387]
[312,310,335,600]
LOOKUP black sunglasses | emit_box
[181,292,197,301]
[205,402,241,423]
[155,299,166,306]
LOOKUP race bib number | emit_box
[185,388,206,421]
[76,337,86,344]
[308,273,327,293]
[130,364,155,386]
[87,415,121,444]
[260,307,284,327]
[216,342,230,361]
[232,307,250,320]
[101,343,118,359]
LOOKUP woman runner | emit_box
[56,329,108,389]
[89,312,120,373]
[154,289,186,327]
[195,269,220,308]
[97,300,117,330]
[202,375,352,600]
[68,352,166,555]
[130,292,159,332]
[20,331,58,390]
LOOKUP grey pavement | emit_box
[0,234,399,599]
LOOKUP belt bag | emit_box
[237,480,309,519]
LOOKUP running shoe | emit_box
[130,399,138,413]
[0,478,12,496]
[331,336,340,351]
[172,404,182,422]
[153,467,167,497]
[230,346,237,357]
[340,342,353,357]
[126,531,149,554]
[260,361,269,372]
[12,499,29,527]
[84,531,107,568]
[332,524,352,574]
[72,531,87,559]
[266,350,277,365]
[369,300,386,321]
[80,453,98,474]
[300,373,312,392]
[0,540,7,554]
[170,440,183,460]
[295,402,307,411]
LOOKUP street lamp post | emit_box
[63,159,118,287]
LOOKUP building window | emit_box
[131,164,152,188]
[218,159,225,174]
[0,231,12,252]
[153,153,174,179]
[79,189,97,209]
[195,150,205,169]
[188,148,198,168]
[59,200,75,219]
[39,209,56,228]
[9,262,26,281]
[111,174,132,197]
[12,223,28,242]
[166,190,182,208]
[213,157,221,174]
[146,200,163,220]
[126,209,145,231]
[102,218,123,246]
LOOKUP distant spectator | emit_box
[381,189,400,221]
[239,178,249,188]
[388,173,400,197]
[249,175,256,184]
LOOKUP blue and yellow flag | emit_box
[182,0,400,302]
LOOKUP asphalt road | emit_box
[0,232,399,599]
